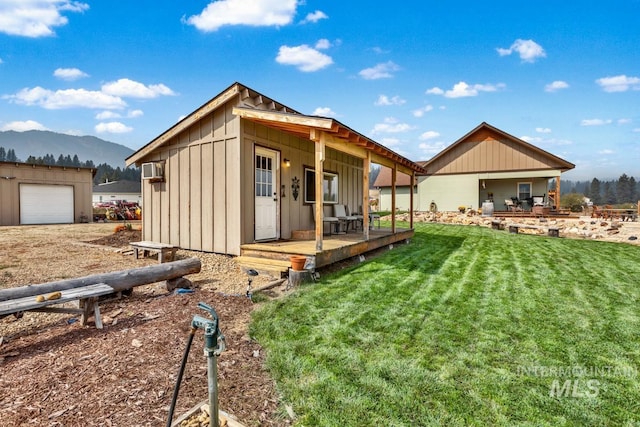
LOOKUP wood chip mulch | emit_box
[0,290,284,426]
[0,224,287,427]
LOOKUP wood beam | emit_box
[363,152,371,240]
[315,133,325,252]
[391,165,397,233]
[410,171,415,229]
[323,133,367,159]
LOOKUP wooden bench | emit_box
[130,241,178,263]
[508,224,560,237]
[0,283,115,329]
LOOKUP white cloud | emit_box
[596,75,640,92]
[6,86,126,109]
[0,120,49,131]
[312,107,336,117]
[521,135,573,146]
[101,78,175,98]
[497,39,546,63]
[427,81,505,98]
[633,128,640,133]
[0,57,3,64]
[371,117,414,134]
[598,149,615,155]
[379,137,401,148]
[371,47,389,55]
[276,44,333,72]
[536,127,552,134]
[374,95,405,106]
[426,87,444,95]
[0,0,89,37]
[545,80,569,92]
[97,109,142,120]
[315,38,331,50]
[53,67,89,81]
[419,141,447,155]
[581,119,612,126]
[95,111,121,120]
[359,61,400,80]
[95,121,133,134]
[419,130,440,141]
[301,10,328,24]
[128,109,144,118]
[412,105,434,117]
[184,0,297,32]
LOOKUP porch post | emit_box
[362,152,370,240]
[410,171,415,229]
[391,164,397,233]
[555,176,561,210]
[314,131,325,252]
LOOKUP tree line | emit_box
[0,145,140,185]
[558,174,639,205]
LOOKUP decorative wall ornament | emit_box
[291,176,300,201]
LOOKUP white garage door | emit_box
[20,184,74,224]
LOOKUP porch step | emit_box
[236,256,291,274]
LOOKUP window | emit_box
[304,167,338,204]
[518,182,532,200]
[255,154,273,197]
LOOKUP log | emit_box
[0,258,201,302]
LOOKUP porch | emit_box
[237,227,414,275]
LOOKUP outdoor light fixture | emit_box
[283,158,291,167]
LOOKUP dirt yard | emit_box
[0,223,286,427]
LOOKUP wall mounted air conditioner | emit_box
[141,162,164,180]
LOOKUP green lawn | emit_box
[250,223,640,426]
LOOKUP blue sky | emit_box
[0,0,639,180]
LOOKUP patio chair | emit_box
[333,204,358,232]
[311,203,341,235]
[511,197,523,211]
[345,205,363,231]
[504,199,515,211]
[533,196,545,206]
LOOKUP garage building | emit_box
[0,161,95,225]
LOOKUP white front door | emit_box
[254,147,279,241]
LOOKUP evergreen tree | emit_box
[588,178,602,204]
[6,149,18,162]
[0,146,6,161]
[629,176,637,203]
[603,181,616,204]
[616,173,631,203]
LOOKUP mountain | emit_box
[0,130,135,168]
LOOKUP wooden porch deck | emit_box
[238,228,414,275]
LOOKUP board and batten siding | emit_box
[241,120,364,241]
[139,96,366,256]
[0,162,93,226]
[429,129,560,175]
[141,103,243,255]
